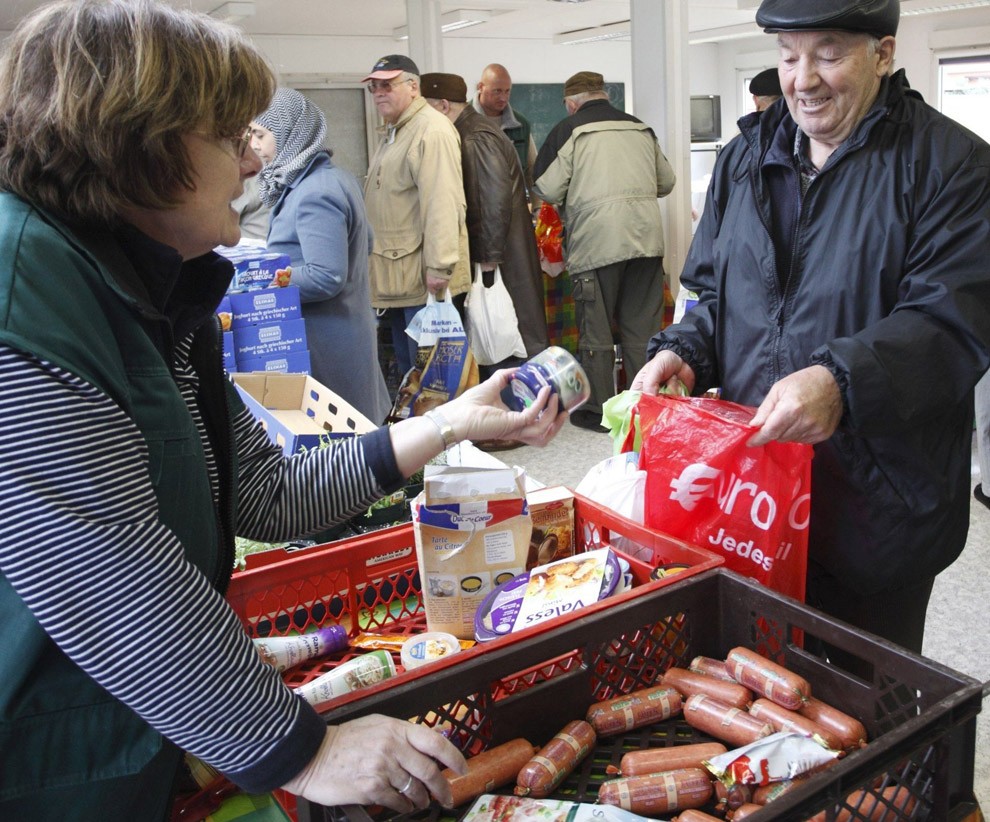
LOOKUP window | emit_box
[938,55,990,141]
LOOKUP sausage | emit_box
[608,742,728,776]
[443,738,538,807]
[728,803,766,820]
[586,685,682,736]
[714,779,754,810]
[663,667,754,710]
[515,720,596,798]
[725,646,811,710]
[689,655,738,682]
[748,698,844,751]
[804,785,918,822]
[798,696,868,751]
[673,811,724,822]
[682,694,774,748]
[597,768,714,815]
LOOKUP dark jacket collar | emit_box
[112,223,233,340]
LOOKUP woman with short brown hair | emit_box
[0,2,563,819]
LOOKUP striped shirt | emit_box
[0,338,402,792]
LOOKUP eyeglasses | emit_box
[366,78,413,94]
[230,127,253,160]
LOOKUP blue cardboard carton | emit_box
[232,318,307,361]
[224,250,292,292]
[228,286,301,328]
[237,349,311,375]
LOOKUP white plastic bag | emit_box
[405,289,464,347]
[465,265,527,366]
[575,452,650,561]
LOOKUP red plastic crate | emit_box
[227,492,722,697]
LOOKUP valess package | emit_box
[412,466,532,639]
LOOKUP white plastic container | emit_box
[400,632,462,669]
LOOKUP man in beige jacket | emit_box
[362,55,471,380]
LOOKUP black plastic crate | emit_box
[298,569,983,822]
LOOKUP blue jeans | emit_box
[385,305,424,378]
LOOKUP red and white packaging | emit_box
[704,731,839,787]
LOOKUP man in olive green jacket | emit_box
[363,55,471,380]
[534,71,676,430]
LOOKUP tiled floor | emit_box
[485,420,989,811]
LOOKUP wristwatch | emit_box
[424,409,457,450]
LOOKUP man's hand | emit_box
[747,365,843,446]
[630,350,696,396]
[425,274,450,297]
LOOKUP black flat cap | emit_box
[749,68,782,97]
[756,0,900,39]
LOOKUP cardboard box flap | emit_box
[231,372,376,455]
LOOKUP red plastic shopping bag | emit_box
[638,394,812,601]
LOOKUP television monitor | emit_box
[690,95,721,142]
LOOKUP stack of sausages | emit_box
[440,646,900,820]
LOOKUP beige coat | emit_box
[364,97,470,308]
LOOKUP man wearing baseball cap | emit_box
[361,55,470,383]
[533,71,676,432]
[634,0,990,665]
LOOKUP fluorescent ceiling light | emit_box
[902,0,990,13]
[554,20,631,45]
[547,0,593,3]
[209,1,255,24]
[394,9,492,40]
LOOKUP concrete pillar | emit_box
[631,0,692,295]
[405,0,443,73]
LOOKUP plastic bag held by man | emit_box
[637,394,812,601]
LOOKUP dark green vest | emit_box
[0,194,237,818]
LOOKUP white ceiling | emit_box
[0,0,759,39]
[0,0,983,42]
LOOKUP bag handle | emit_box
[472,263,502,285]
[426,286,453,304]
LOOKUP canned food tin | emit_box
[508,346,591,414]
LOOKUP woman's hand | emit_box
[630,351,696,396]
[389,369,567,478]
[442,369,567,447]
[281,715,467,811]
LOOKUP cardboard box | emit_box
[236,350,311,375]
[232,318,307,360]
[231,372,376,455]
[228,286,302,328]
[225,251,292,292]
[413,466,532,639]
[526,486,576,569]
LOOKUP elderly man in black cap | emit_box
[361,55,470,384]
[749,67,783,111]
[533,71,676,431]
[633,0,990,662]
